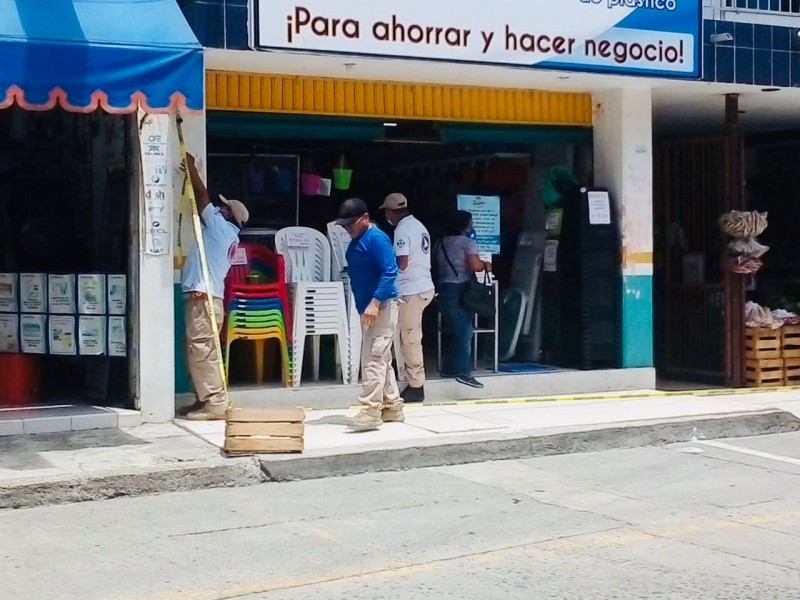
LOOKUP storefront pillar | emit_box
[592,88,654,369]
[135,113,206,422]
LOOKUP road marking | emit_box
[698,440,800,467]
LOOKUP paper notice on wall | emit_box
[78,274,107,315]
[20,314,47,354]
[79,316,107,355]
[107,275,127,315]
[108,316,127,357]
[20,273,47,313]
[49,315,76,355]
[457,195,501,255]
[543,240,559,272]
[0,273,18,312]
[587,191,612,225]
[48,274,76,314]
[139,112,171,256]
[0,314,19,353]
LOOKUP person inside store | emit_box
[433,210,492,389]
[337,197,401,431]
[381,192,434,404]
[179,153,250,421]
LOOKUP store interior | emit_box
[0,107,131,408]
[205,113,622,389]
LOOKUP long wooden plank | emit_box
[224,437,303,454]
[226,408,305,423]
[225,422,304,437]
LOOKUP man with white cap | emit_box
[180,153,249,421]
[381,192,434,403]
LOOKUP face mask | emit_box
[466,227,477,240]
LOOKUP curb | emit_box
[258,410,800,482]
[0,460,265,510]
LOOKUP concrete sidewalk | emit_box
[2,388,800,509]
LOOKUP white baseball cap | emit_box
[219,194,249,227]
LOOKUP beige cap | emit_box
[219,194,249,227]
[379,193,408,210]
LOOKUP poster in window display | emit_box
[457,195,501,255]
[108,316,127,357]
[138,112,171,256]
[20,314,47,354]
[107,275,127,315]
[48,274,76,314]
[49,315,77,356]
[78,274,107,315]
[0,314,19,353]
[20,273,47,313]
[0,273,18,312]
[79,316,107,355]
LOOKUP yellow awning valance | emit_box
[207,71,592,127]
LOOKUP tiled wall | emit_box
[178,0,249,50]
[703,20,800,86]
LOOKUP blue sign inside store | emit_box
[253,0,702,78]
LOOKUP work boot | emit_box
[382,404,405,423]
[345,408,382,432]
[177,399,204,417]
[185,401,229,421]
[400,385,425,403]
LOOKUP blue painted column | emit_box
[593,89,654,369]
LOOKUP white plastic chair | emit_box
[327,221,361,384]
[275,227,331,282]
[276,226,348,386]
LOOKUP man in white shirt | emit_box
[381,193,434,403]
[180,154,249,421]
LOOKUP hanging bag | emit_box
[437,239,496,318]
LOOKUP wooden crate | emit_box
[744,328,782,360]
[781,325,800,359]
[784,358,800,386]
[745,358,784,388]
[224,407,305,455]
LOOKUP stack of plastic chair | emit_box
[276,227,350,386]
[327,221,362,384]
[223,242,292,386]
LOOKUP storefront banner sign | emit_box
[79,316,107,356]
[253,0,700,77]
[49,315,77,356]
[48,274,76,314]
[108,316,127,357]
[0,273,18,312]
[107,275,127,316]
[457,195,501,255]
[20,273,47,313]
[139,114,171,256]
[78,274,107,315]
[20,314,47,354]
[0,314,19,353]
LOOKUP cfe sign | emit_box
[253,0,700,78]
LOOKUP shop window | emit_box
[0,107,132,408]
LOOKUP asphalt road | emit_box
[4,432,800,599]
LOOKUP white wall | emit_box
[134,112,206,423]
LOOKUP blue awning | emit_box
[0,0,203,114]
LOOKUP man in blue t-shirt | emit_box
[180,154,249,421]
[337,198,400,431]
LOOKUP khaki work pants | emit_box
[358,299,401,410]
[397,290,435,388]
[184,293,227,407]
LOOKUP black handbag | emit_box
[436,239,496,318]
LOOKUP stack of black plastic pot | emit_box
[542,186,622,370]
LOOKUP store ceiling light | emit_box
[383,122,398,127]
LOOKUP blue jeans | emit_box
[437,283,473,377]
